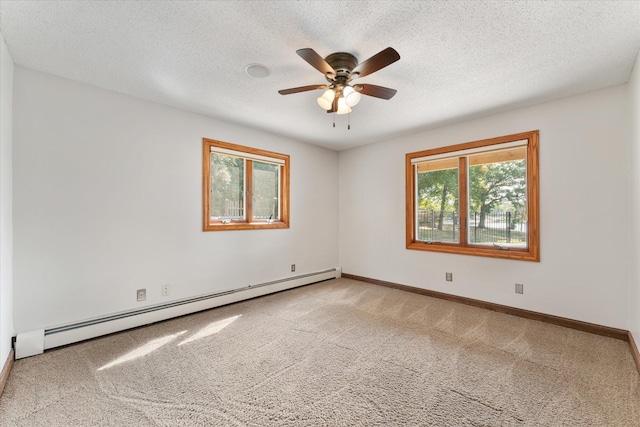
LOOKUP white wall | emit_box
[340,85,630,329]
[12,67,339,334]
[9,59,638,339]
[629,49,640,343]
[0,33,14,364]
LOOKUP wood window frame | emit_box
[203,138,290,231]
[406,130,539,261]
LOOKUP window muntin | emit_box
[406,131,539,261]
[203,139,289,231]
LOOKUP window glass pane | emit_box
[468,147,527,248]
[210,153,244,220]
[252,161,280,220]
[416,158,459,243]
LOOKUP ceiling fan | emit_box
[278,47,400,114]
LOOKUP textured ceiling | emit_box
[1,1,639,151]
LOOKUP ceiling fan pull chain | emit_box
[333,114,335,128]
[348,113,351,130]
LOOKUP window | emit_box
[406,130,539,261]
[203,138,289,231]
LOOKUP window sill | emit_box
[406,241,539,262]
[204,221,289,232]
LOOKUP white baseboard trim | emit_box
[15,329,44,359]
[16,268,340,359]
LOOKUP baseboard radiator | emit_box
[15,268,341,359]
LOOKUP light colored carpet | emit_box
[1,278,639,426]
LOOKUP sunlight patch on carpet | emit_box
[177,314,242,347]
[97,330,187,371]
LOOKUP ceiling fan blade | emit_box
[296,48,336,75]
[355,84,397,100]
[352,47,400,78]
[278,84,327,95]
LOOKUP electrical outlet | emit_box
[162,284,170,297]
[137,288,146,302]
[515,283,524,294]
[291,264,296,272]
[446,272,453,282]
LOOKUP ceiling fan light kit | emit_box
[336,98,352,115]
[342,85,361,107]
[317,89,335,110]
[279,47,400,126]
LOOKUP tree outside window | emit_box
[203,139,289,231]
[406,131,539,261]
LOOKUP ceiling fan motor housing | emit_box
[325,52,359,84]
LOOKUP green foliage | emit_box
[469,160,525,210]
[210,155,281,220]
[210,153,244,217]
[417,168,458,211]
[416,159,526,231]
[417,168,458,230]
[469,159,526,228]
[252,161,279,219]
